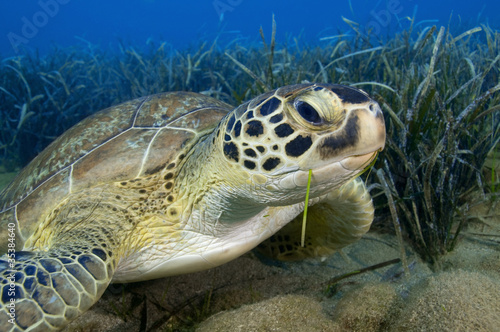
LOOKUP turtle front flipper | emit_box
[0,189,130,331]
[0,243,114,331]
[257,177,374,261]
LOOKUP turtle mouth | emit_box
[309,150,379,185]
[276,149,380,192]
[340,149,380,171]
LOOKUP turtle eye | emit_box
[294,100,322,125]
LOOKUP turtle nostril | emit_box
[368,102,382,115]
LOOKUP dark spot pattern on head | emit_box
[224,134,231,141]
[285,135,313,157]
[270,113,283,124]
[245,120,264,137]
[244,148,257,158]
[256,146,265,153]
[277,84,311,98]
[244,160,256,170]
[328,85,370,104]
[223,142,239,162]
[226,114,235,133]
[249,91,273,108]
[259,97,281,116]
[246,111,254,120]
[234,120,242,137]
[274,123,294,138]
[262,157,281,171]
[318,114,360,159]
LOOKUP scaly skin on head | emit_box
[176,83,384,219]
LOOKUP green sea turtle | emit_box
[0,83,385,331]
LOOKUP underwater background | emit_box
[0,0,499,331]
[0,0,499,165]
[1,0,500,56]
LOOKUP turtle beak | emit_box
[317,100,386,161]
[340,150,379,171]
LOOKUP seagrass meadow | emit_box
[0,21,499,270]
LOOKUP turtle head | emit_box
[138,84,385,277]
[219,83,385,204]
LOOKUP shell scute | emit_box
[16,169,71,242]
[0,97,144,211]
[133,91,230,128]
[71,128,157,191]
[0,92,232,252]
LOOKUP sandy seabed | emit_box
[63,200,499,332]
[1,172,498,331]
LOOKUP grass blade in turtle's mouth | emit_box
[362,150,380,171]
[358,151,379,177]
[299,150,377,247]
[301,169,313,247]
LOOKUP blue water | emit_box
[1,0,498,56]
